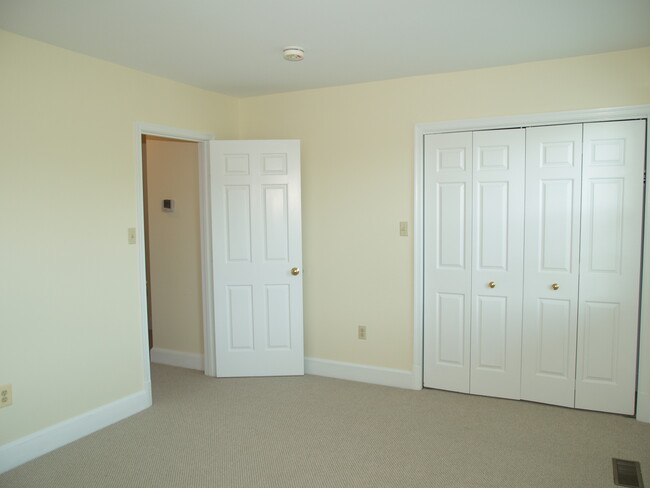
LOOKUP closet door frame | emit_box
[414,105,650,422]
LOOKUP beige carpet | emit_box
[2,364,649,487]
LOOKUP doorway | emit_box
[135,123,215,392]
[142,135,205,370]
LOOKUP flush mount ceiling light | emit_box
[283,46,304,62]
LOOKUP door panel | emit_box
[475,295,507,371]
[470,129,525,400]
[436,293,466,366]
[423,132,472,392]
[265,285,292,349]
[227,285,254,350]
[581,301,619,382]
[224,186,252,262]
[210,140,304,377]
[476,182,508,270]
[586,179,624,272]
[536,298,572,377]
[438,183,467,268]
[521,124,582,408]
[575,120,645,414]
[262,185,290,261]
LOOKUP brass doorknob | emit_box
[291,267,300,276]
[551,283,559,290]
[488,281,496,288]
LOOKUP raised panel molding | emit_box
[437,182,466,269]
[590,139,625,166]
[437,293,465,366]
[582,302,620,383]
[540,180,574,272]
[477,182,508,270]
[587,179,624,273]
[227,285,255,350]
[265,285,291,349]
[261,153,288,175]
[437,147,466,172]
[475,295,507,371]
[541,142,575,167]
[263,185,289,262]
[225,186,252,262]
[224,154,250,175]
[536,299,571,378]
[478,145,509,170]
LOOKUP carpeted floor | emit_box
[2,363,649,487]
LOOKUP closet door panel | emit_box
[470,129,525,399]
[475,295,507,370]
[423,132,473,392]
[521,124,582,408]
[576,120,646,415]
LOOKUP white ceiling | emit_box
[1,0,649,98]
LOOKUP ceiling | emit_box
[1,0,649,98]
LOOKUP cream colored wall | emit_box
[239,47,650,372]
[0,30,237,445]
[144,137,203,355]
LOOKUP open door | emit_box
[205,140,304,377]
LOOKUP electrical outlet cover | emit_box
[0,385,12,408]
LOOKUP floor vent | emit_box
[613,458,644,488]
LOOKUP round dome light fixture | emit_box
[283,46,304,62]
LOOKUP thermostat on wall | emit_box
[162,199,175,212]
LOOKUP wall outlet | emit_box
[358,325,367,340]
[0,385,12,408]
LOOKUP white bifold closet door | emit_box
[423,129,525,399]
[521,124,583,407]
[575,120,645,415]
[469,129,525,399]
[424,119,645,415]
[423,132,473,392]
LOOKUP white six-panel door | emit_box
[209,140,304,377]
[521,124,583,407]
[575,120,645,414]
[423,132,473,392]
[470,129,525,399]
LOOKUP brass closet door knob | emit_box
[552,283,560,290]
[488,282,496,288]
[291,267,300,276]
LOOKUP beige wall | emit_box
[0,30,237,445]
[239,47,650,372]
[144,137,203,355]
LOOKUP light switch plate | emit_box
[399,221,408,237]
[128,227,136,245]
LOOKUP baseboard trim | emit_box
[0,389,151,474]
[636,392,650,423]
[150,347,204,371]
[305,357,417,390]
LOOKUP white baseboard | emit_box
[305,357,418,390]
[636,392,650,423]
[150,347,204,371]
[0,389,151,474]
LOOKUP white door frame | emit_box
[413,105,650,421]
[134,122,216,399]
